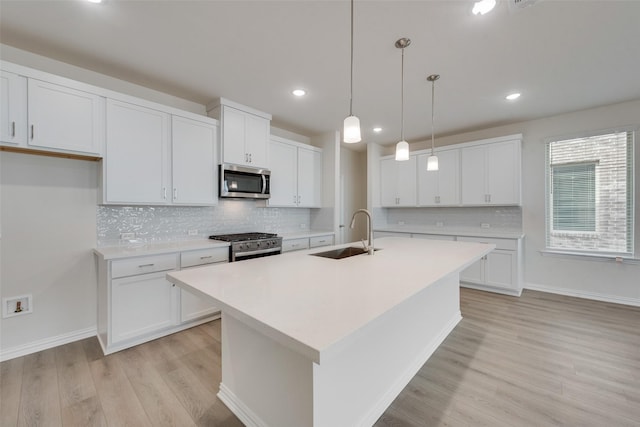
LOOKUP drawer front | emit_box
[309,235,334,248]
[457,236,517,251]
[181,247,229,268]
[111,253,179,278]
[282,238,310,252]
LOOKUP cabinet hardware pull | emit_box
[30,125,34,139]
[11,121,15,137]
[138,263,155,268]
[163,187,167,199]
[173,188,178,199]
[200,255,213,259]
[249,153,252,163]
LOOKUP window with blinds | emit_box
[545,130,634,256]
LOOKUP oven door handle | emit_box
[234,247,281,259]
[261,174,267,194]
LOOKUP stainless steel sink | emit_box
[310,246,379,260]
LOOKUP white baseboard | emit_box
[524,283,640,307]
[218,383,269,427]
[0,326,97,362]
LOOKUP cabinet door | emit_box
[297,147,322,207]
[436,149,460,205]
[486,140,520,205]
[244,113,269,167]
[111,271,178,344]
[396,156,417,206]
[172,116,217,205]
[221,106,246,165]
[461,145,487,205]
[0,71,27,145]
[380,158,399,207]
[28,79,105,155]
[268,139,298,206]
[485,250,516,289]
[460,258,484,284]
[417,153,439,206]
[105,99,170,204]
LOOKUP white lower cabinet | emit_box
[97,246,227,355]
[458,236,522,296]
[111,271,179,344]
[282,234,334,252]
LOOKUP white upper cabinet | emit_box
[380,156,417,207]
[104,99,171,204]
[209,99,271,168]
[461,139,521,206]
[417,148,460,206]
[0,71,27,146]
[268,136,322,208]
[27,79,105,155]
[171,115,218,205]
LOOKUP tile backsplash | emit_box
[97,200,312,247]
[381,206,522,231]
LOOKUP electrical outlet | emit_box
[436,221,444,227]
[2,294,33,318]
[300,223,307,229]
[481,223,490,229]
[120,232,135,240]
[398,221,405,225]
[188,229,198,236]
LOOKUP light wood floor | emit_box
[2,288,639,426]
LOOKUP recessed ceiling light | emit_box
[472,0,496,15]
[373,127,382,133]
[506,92,521,101]
[87,0,103,3]
[292,89,306,97]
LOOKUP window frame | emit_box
[544,127,635,258]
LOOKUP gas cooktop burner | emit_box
[209,232,278,242]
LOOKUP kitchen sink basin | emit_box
[310,246,379,260]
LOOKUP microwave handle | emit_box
[261,174,267,194]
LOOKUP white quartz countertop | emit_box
[375,225,524,239]
[166,237,493,363]
[93,239,230,260]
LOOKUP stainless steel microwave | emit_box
[219,163,271,199]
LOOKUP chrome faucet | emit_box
[350,209,375,255]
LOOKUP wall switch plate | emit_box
[2,294,33,318]
[436,221,444,227]
[188,229,198,236]
[120,232,135,240]
[481,223,491,229]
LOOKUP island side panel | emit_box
[312,273,461,427]
[218,313,314,427]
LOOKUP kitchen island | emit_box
[167,237,493,427]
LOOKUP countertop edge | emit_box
[374,227,524,239]
[93,240,230,260]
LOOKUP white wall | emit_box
[0,152,99,359]
[400,99,640,305]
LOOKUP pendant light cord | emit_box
[431,78,435,155]
[401,47,405,142]
[349,0,354,116]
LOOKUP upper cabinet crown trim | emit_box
[0,60,218,125]
[270,135,322,152]
[206,97,272,121]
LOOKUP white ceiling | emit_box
[1,0,639,148]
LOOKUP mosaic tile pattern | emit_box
[97,200,312,247]
[383,206,522,232]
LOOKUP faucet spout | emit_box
[350,209,375,255]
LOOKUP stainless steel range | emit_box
[209,232,283,262]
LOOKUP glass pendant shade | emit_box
[427,154,439,171]
[395,140,410,161]
[343,115,361,143]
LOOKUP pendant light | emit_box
[426,74,440,171]
[343,0,361,143]
[395,38,411,161]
